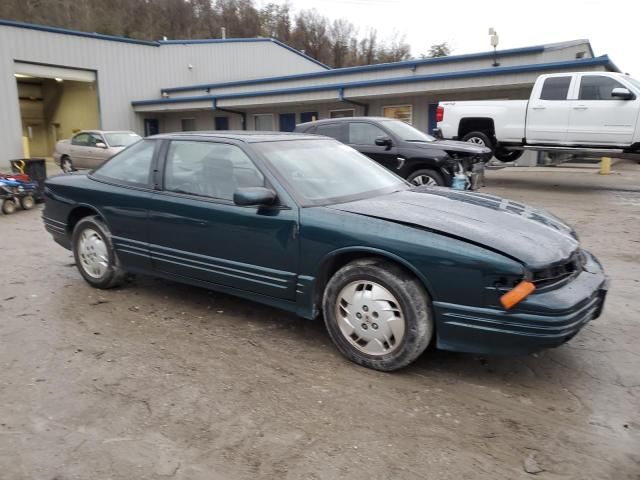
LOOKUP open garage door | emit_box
[14,62,99,158]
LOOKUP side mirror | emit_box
[233,187,276,206]
[375,136,393,148]
[95,142,107,148]
[611,87,634,100]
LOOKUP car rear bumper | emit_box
[433,254,608,356]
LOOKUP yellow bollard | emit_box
[599,156,611,175]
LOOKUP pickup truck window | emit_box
[579,75,626,100]
[540,76,571,100]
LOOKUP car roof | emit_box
[296,117,393,128]
[148,131,325,143]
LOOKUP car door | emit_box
[147,139,299,300]
[526,75,575,144]
[566,74,640,146]
[85,132,109,169]
[346,121,400,171]
[70,132,91,168]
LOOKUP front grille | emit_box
[531,251,585,288]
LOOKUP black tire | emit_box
[461,131,495,155]
[494,148,524,162]
[322,258,433,371]
[407,169,445,187]
[2,199,17,215]
[72,215,127,289]
[20,195,35,210]
[61,155,74,173]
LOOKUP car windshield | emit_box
[381,120,436,142]
[104,132,142,147]
[255,139,407,205]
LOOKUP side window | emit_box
[539,76,572,100]
[348,122,388,145]
[165,141,265,201]
[87,133,103,147]
[95,139,156,185]
[71,133,89,146]
[579,75,627,100]
[315,123,347,142]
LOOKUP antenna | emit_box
[221,27,227,39]
[489,28,500,67]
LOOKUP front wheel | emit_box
[72,216,127,289]
[20,195,35,210]
[322,258,433,371]
[407,169,445,187]
[2,199,17,215]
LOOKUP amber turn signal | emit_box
[500,280,536,310]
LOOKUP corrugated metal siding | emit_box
[0,25,325,166]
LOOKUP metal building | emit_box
[0,19,622,169]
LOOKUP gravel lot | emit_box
[1,161,639,479]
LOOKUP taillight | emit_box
[436,105,444,123]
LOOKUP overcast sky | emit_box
[263,0,638,76]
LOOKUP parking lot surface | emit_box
[1,162,639,479]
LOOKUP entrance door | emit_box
[147,139,299,300]
[144,118,159,137]
[279,113,296,132]
[300,112,318,123]
[215,116,229,130]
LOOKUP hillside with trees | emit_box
[0,0,428,67]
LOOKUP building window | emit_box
[383,105,413,124]
[254,114,274,131]
[181,118,197,131]
[329,108,355,118]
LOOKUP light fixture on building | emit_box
[55,77,63,82]
[188,64,193,70]
[14,73,33,78]
[162,92,169,98]
[489,28,500,67]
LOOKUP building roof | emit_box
[0,18,329,69]
[159,39,598,95]
[132,55,619,108]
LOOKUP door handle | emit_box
[573,106,588,110]
[531,106,546,110]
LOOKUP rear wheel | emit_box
[407,169,445,187]
[2,199,17,215]
[72,216,127,289]
[20,195,35,210]
[322,258,433,371]
[462,131,494,155]
[61,156,74,173]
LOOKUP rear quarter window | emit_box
[315,123,347,142]
[539,76,572,100]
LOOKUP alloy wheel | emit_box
[78,228,109,279]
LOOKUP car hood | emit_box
[406,139,492,157]
[328,187,579,269]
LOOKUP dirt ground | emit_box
[1,161,639,480]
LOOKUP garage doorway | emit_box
[14,62,99,158]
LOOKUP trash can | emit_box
[10,158,47,201]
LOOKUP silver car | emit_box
[54,130,142,172]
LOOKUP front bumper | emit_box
[433,251,608,355]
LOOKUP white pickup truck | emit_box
[437,72,640,162]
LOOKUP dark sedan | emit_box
[294,117,492,189]
[42,132,608,371]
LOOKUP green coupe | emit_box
[43,132,608,371]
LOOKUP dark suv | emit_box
[294,117,492,189]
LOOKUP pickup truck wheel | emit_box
[322,258,433,371]
[72,216,127,289]
[462,131,494,152]
[61,156,74,173]
[494,148,524,162]
[407,169,444,187]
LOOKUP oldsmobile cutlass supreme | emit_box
[43,132,608,371]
